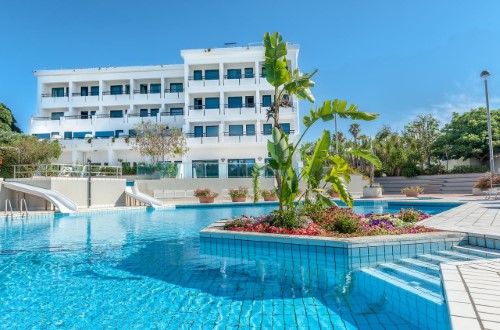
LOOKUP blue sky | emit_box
[1,0,499,141]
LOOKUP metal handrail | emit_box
[41,93,68,98]
[12,163,123,179]
[5,199,13,218]
[102,91,130,95]
[20,199,28,217]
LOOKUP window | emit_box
[35,133,51,140]
[150,108,159,117]
[246,124,255,136]
[194,126,203,137]
[115,130,124,138]
[91,86,99,96]
[80,111,89,119]
[192,160,219,178]
[110,110,123,118]
[193,70,202,80]
[140,109,149,117]
[125,85,130,94]
[194,98,203,110]
[170,83,183,93]
[51,112,64,120]
[91,111,96,117]
[73,132,92,139]
[228,159,255,178]
[95,131,114,138]
[129,129,137,137]
[140,84,148,94]
[244,67,254,78]
[205,69,219,80]
[170,108,183,116]
[245,96,255,108]
[150,84,161,94]
[205,97,220,109]
[227,69,241,79]
[229,125,243,136]
[228,97,242,108]
[81,87,88,96]
[281,123,291,135]
[261,66,266,77]
[64,131,73,139]
[262,95,272,107]
[265,158,274,177]
[110,85,123,95]
[206,126,219,137]
[51,87,65,97]
[263,124,272,135]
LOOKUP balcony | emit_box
[223,104,257,116]
[222,132,259,144]
[187,76,220,88]
[40,93,69,107]
[163,88,184,102]
[133,89,161,102]
[186,133,220,145]
[187,105,221,117]
[222,74,256,87]
[31,116,63,130]
[71,92,99,105]
[102,91,131,103]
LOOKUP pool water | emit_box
[0,203,454,329]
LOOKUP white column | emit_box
[219,90,224,115]
[219,62,224,86]
[108,148,116,165]
[160,76,165,99]
[72,149,78,164]
[219,121,225,143]
[254,61,260,84]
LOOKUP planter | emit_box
[199,197,215,203]
[329,193,340,198]
[472,187,484,196]
[263,196,278,201]
[231,197,247,202]
[404,191,420,197]
[362,187,383,198]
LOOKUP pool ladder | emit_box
[4,199,13,218]
[20,199,29,217]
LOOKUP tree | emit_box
[349,123,361,141]
[133,121,188,164]
[403,114,440,167]
[373,127,409,176]
[0,102,21,132]
[433,108,500,164]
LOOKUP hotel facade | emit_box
[30,45,301,179]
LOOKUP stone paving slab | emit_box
[441,258,500,330]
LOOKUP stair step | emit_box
[360,268,443,304]
[453,245,500,258]
[398,258,440,275]
[435,250,485,261]
[378,262,441,289]
[418,254,461,265]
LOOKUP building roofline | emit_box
[33,64,184,76]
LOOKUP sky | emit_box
[1,0,499,141]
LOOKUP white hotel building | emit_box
[30,45,300,178]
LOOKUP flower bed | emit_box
[223,207,437,238]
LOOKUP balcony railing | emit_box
[187,76,220,87]
[72,92,99,97]
[41,93,69,98]
[187,105,220,115]
[222,74,256,85]
[133,90,161,94]
[223,132,258,143]
[102,91,130,95]
[160,110,184,116]
[12,163,122,179]
[164,88,184,93]
[223,104,257,114]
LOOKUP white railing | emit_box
[12,163,122,179]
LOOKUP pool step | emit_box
[397,257,440,275]
[452,245,500,259]
[435,249,486,261]
[378,262,442,292]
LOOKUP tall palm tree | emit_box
[349,123,361,141]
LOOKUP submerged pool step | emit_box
[397,257,440,275]
[435,249,486,261]
[378,262,442,293]
[452,245,500,259]
[417,253,464,265]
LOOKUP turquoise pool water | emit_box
[0,203,455,329]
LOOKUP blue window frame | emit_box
[150,84,161,94]
[125,85,130,94]
[244,68,254,78]
[51,112,64,120]
[265,158,274,177]
[110,85,123,95]
[194,98,203,110]
[227,69,241,79]
[281,123,291,135]
[206,126,219,137]
[140,109,148,117]
[52,87,65,97]
[245,96,255,107]
[205,69,219,80]
[35,133,51,140]
[110,110,123,118]
[228,97,242,108]
[73,131,92,139]
[229,125,243,136]
[80,87,88,96]
[64,131,72,139]
[150,108,159,117]
[263,124,272,135]
[262,95,272,107]
[193,70,202,80]
[205,97,220,109]
[140,84,148,94]
[228,159,255,178]
[246,124,255,136]
[170,83,183,92]
[192,160,219,178]
[115,130,124,138]
[194,126,203,138]
[129,129,137,137]
[261,67,266,77]
[95,131,114,138]
[170,108,183,116]
[80,111,89,119]
[91,86,99,96]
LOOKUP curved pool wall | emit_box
[0,201,460,328]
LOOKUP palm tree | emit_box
[349,123,361,141]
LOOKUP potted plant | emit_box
[362,183,383,198]
[125,136,130,144]
[326,186,340,198]
[229,187,249,202]
[401,186,424,197]
[194,188,218,203]
[261,189,278,201]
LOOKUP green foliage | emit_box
[403,114,440,167]
[251,164,262,203]
[450,165,488,174]
[194,188,218,198]
[270,208,309,230]
[229,187,249,198]
[398,208,422,223]
[401,186,424,194]
[0,102,21,133]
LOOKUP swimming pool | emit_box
[0,203,456,329]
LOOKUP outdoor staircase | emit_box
[374,173,483,194]
[354,245,500,329]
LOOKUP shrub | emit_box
[397,208,422,223]
[326,186,338,197]
[401,186,424,194]
[229,187,249,198]
[450,165,488,174]
[261,189,277,198]
[270,208,309,230]
[401,164,420,177]
[194,188,218,198]
[309,207,361,234]
[473,174,500,189]
[420,163,446,175]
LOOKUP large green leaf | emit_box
[348,149,382,169]
[283,68,318,103]
[303,100,379,128]
[267,128,290,165]
[302,130,330,188]
[325,155,354,207]
[263,32,289,87]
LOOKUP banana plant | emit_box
[267,100,380,210]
